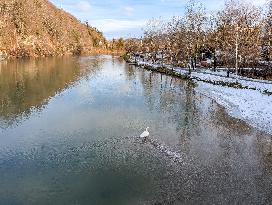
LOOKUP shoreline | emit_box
[0,50,124,61]
[127,58,272,135]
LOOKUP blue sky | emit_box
[49,0,267,39]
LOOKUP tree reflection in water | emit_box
[0,56,105,128]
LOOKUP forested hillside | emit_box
[0,0,107,58]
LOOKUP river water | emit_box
[0,55,271,204]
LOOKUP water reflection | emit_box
[129,65,272,203]
[0,56,105,128]
[0,56,271,204]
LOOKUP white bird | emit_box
[140,127,150,142]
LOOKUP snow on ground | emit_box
[137,60,272,94]
[134,60,272,135]
[195,82,272,135]
[191,70,272,93]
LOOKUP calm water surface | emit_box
[0,55,271,204]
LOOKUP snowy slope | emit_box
[195,82,272,135]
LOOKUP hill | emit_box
[0,0,107,58]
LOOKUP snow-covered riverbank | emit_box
[190,70,272,94]
[134,60,272,135]
[195,82,272,135]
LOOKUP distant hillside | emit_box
[0,0,108,58]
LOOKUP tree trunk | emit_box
[227,69,230,77]
[188,58,192,75]
[190,58,194,71]
[162,51,164,67]
[194,56,197,70]
[213,54,217,72]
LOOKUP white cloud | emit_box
[160,0,267,6]
[250,0,267,6]
[123,6,134,16]
[91,19,146,32]
[76,1,91,13]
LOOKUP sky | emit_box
[49,0,267,39]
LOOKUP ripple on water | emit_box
[0,134,194,204]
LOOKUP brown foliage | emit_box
[0,0,108,58]
[125,0,272,75]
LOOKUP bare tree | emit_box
[263,1,272,63]
[124,0,269,79]
[184,0,207,72]
[217,0,262,74]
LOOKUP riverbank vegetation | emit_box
[125,0,272,80]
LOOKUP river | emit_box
[0,55,271,204]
